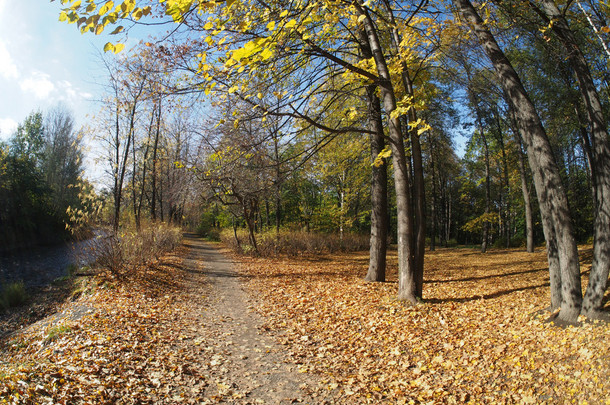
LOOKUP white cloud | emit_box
[0,41,18,79]
[0,117,18,139]
[19,71,55,100]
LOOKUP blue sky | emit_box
[0,1,103,139]
[0,1,162,141]
[0,1,169,183]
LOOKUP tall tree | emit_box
[453,0,583,323]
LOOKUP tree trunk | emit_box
[495,111,511,248]
[454,0,582,322]
[537,0,610,319]
[481,129,491,253]
[359,6,418,303]
[381,1,426,295]
[510,110,535,253]
[151,100,162,222]
[430,134,438,252]
[363,65,389,282]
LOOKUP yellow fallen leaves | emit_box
[238,245,610,404]
[0,247,209,404]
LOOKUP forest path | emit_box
[182,234,328,404]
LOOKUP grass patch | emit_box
[45,325,72,342]
[0,281,28,310]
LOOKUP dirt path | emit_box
[182,235,333,404]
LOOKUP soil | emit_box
[181,235,337,404]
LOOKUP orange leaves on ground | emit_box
[238,246,610,404]
[0,247,209,404]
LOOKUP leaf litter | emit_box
[237,246,610,404]
[1,241,609,404]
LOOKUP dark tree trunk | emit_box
[454,0,582,322]
[511,114,535,253]
[359,29,389,283]
[364,76,389,282]
[430,134,438,252]
[481,130,491,254]
[151,100,162,222]
[495,111,511,248]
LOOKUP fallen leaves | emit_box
[238,246,610,404]
[0,246,211,404]
[2,242,608,404]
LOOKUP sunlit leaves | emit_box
[238,246,610,403]
[103,41,125,53]
[164,0,194,22]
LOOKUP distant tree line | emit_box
[0,107,86,252]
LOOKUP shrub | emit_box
[0,281,28,310]
[221,229,369,257]
[492,236,526,249]
[93,223,182,276]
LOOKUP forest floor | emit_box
[1,236,609,404]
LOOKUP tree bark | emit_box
[509,106,535,253]
[454,0,582,322]
[151,99,162,222]
[359,5,418,302]
[381,0,425,295]
[364,75,389,282]
[537,0,610,319]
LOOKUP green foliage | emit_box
[196,210,222,241]
[0,108,86,251]
[0,281,28,310]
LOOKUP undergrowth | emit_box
[0,281,28,311]
[92,223,182,276]
[221,229,369,256]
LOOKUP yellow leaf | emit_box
[103,42,114,52]
[204,21,213,30]
[285,19,297,29]
[260,48,273,60]
[280,10,288,18]
[99,1,114,15]
[113,42,125,53]
[267,21,275,31]
[257,92,263,99]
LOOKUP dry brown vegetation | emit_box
[239,246,610,404]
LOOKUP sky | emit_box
[0,0,111,139]
[0,1,167,183]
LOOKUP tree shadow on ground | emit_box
[425,281,551,304]
[425,267,549,283]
